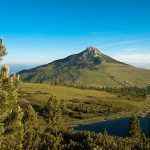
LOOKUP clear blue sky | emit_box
[0,0,150,68]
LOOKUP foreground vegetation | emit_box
[1,74,150,150]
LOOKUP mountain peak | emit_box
[51,46,120,66]
[19,46,150,87]
[84,46,103,57]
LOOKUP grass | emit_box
[19,61,150,88]
[19,82,150,126]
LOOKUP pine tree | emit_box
[0,40,7,60]
[2,106,24,150]
[0,40,8,134]
[23,105,42,150]
[0,38,22,149]
[0,69,18,133]
[128,115,141,139]
[41,94,64,149]
[44,94,64,132]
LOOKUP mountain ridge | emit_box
[19,47,150,88]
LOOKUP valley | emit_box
[19,82,150,127]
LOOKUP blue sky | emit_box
[0,0,150,68]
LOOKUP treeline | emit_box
[102,86,147,98]
[146,85,150,94]
[70,85,147,98]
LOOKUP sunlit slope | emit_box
[19,47,150,87]
[19,82,149,123]
[19,82,144,110]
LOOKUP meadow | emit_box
[19,82,150,126]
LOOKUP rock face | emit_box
[79,46,103,64]
[82,46,103,58]
[52,46,120,67]
[18,46,150,87]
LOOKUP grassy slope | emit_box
[19,62,150,88]
[75,63,150,87]
[19,82,150,125]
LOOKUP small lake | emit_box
[74,118,150,137]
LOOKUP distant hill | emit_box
[19,46,150,88]
[6,64,39,75]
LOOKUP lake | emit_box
[74,118,150,137]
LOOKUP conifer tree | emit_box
[44,94,64,132]
[0,69,19,133]
[0,39,7,60]
[0,38,22,149]
[41,94,64,149]
[128,115,141,139]
[2,106,24,150]
[23,105,42,150]
[0,39,7,133]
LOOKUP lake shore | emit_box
[65,111,134,127]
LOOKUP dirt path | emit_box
[65,112,133,127]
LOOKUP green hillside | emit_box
[19,82,150,125]
[19,47,150,88]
